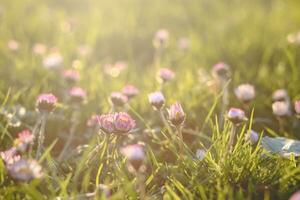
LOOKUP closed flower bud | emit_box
[36,93,58,113]
[157,68,175,83]
[289,191,300,200]
[294,100,300,116]
[122,85,139,99]
[272,101,290,117]
[14,130,35,152]
[148,91,165,110]
[69,87,87,103]
[43,52,63,69]
[7,158,43,182]
[227,108,247,124]
[62,69,80,83]
[153,29,169,49]
[168,102,186,126]
[99,114,115,133]
[121,144,145,171]
[109,92,128,107]
[212,62,230,79]
[195,149,206,161]
[245,130,259,144]
[234,84,255,103]
[272,89,289,102]
[113,112,136,134]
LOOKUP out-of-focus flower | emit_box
[98,114,115,134]
[7,40,20,51]
[148,91,165,110]
[104,61,127,78]
[69,87,87,103]
[113,112,136,134]
[157,68,175,83]
[195,149,206,161]
[227,108,247,124]
[14,130,35,152]
[0,148,20,165]
[234,84,255,103]
[168,102,186,126]
[121,144,145,171]
[153,29,169,49]
[87,114,101,128]
[97,184,112,198]
[294,100,300,116]
[43,52,63,69]
[7,158,43,182]
[287,32,300,45]
[272,101,290,117]
[178,37,190,51]
[109,92,128,107]
[99,112,135,134]
[289,191,300,200]
[33,43,47,55]
[122,85,139,99]
[245,130,259,145]
[36,93,58,113]
[272,89,289,102]
[77,44,92,57]
[212,62,230,80]
[62,69,80,83]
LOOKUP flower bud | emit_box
[113,112,136,134]
[157,68,175,83]
[212,62,230,80]
[289,191,300,200]
[122,85,139,99]
[195,149,206,161]
[234,84,255,103]
[69,87,87,103]
[121,144,145,171]
[98,114,115,134]
[272,101,290,117]
[272,89,289,102]
[148,92,165,110]
[43,52,63,69]
[168,102,186,126]
[62,69,80,83]
[227,108,247,124]
[245,130,259,144]
[36,93,58,113]
[109,92,128,107]
[153,29,169,49]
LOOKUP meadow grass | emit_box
[0,0,300,199]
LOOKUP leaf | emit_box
[261,136,300,157]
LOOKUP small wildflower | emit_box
[33,43,47,55]
[113,112,136,134]
[36,93,58,113]
[234,84,255,103]
[195,149,206,161]
[14,130,35,152]
[121,144,145,171]
[0,148,20,165]
[289,191,300,200]
[98,114,115,133]
[245,130,259,144]
[122,85,139,99]
[178,37,190,51]
[272,101,290,117]
[168,102,186,126]
[109,92,128,107]
[148,92,165,110]
[7,40,20,51]
[287,32,300,45]
[294,100,300,116]
[157,68,175,83]
[7,158,43,182]
[77,44,92,57]
[227,108,247,124]
[69,87,86,103]
[62,69,80,83]
[212,62,230,80]
[272,89,289,102]
[153,29,169,49]
[43,52,63,69]
[104,61,127,78]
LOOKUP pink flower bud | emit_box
[157,68,175,83]
[121,144,145,171]
[113,112,136,134]
[36,93,58,113]
[109,92,128,107]
[227,108,247,124]
[168,102,186,126]
[290,191,300,200]
[178,37,190,51]
[99,114,115,133]
[148,92,165,110]
[69,87,87,103]
[153,29,169,48]
[62,69,80,83]
[7,39,20,51]
[212,62,230,79]
[122,85,139,99]
[272,89,289,102]
[272,101,290,117]
[0,147,20,165]
[245,130,259,144]
[43,52,63,69]
[234,84,255,103]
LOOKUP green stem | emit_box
[36,113,47,159]
[228,124,237,153]
[159,109,174,137]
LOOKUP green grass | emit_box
[0,0,300,199]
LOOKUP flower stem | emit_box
[177,125,184,160]
[220,79,229,128]
[228,124,237,153]
[137,172,147,200]
[159,109,173,137]
[36,113,47,159]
